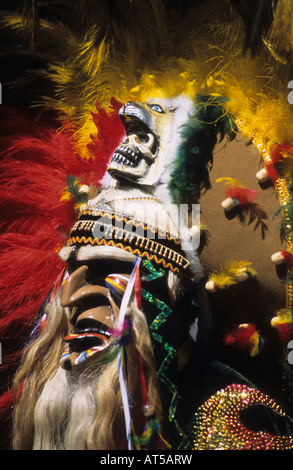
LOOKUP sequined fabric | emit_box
[188,384,293,450]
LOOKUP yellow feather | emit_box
[59,187,72,202]
[249,332,261,357]
[5,3,293,162]
[216,177,242,187]
[272,309,293,326]
[209,260,256,289]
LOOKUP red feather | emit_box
[0,100,125,440]
[226,186,259,205]
[265,160,280,182]
[0,389,16,448]
[280,250,293,269]
[264,144,293,182]
[223,324,260,351]
[275,322,293,344]
[270,144,293,164]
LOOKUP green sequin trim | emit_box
[142,259,165,281]
[141,260,187,443]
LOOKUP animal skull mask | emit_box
[107,99,193,186]
[58,96,201,370]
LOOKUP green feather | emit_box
[66,174,88,204]
[168,94,237,204]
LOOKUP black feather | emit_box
[229,0,279,54]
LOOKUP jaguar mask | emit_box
[107,99,193,187]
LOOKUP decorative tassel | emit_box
[268,144,293,180]
[112,317,133,346]
[205,260,256,291]
[134,268,142,310]
[271,250,293,269]
[256,168,270,183]
[132,352,160,450]
[115,257,141,450]
[132,418,160,449]
[224,323,263,357]
[271,309,293,344]
[217,177,259,209]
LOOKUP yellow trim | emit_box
[68,235,189,273]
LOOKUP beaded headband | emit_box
[67,208,191,274]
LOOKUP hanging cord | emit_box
[116,256,141,450]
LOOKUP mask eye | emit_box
[105,274,129,300]
[148,104,164,113]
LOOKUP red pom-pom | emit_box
[275,322,293,344]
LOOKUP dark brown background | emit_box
[198,134,288,407]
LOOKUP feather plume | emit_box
[229,0,279,54]
[0,388,18,448]
[269,144,293,180]
[0,101,123,412]
[271,309,293,343]
[217,177,259,205]
[225,187,259,205]
[265,160,281,182]
[168,95,237,204]
[217,177,268,237]
[224,323,263,357]
[275,323,293,344]
[279,250,293,269]
[0,0,293,449]
[209,260,256,289]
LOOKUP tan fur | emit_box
[12,296,163,450]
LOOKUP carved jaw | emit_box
[108,132,157,180]
[107,100,177,186]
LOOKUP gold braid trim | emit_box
[68,235,189,273]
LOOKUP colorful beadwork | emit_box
[67,209,190,273]
[186,384,293,450]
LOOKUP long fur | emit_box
[12,295,163,450]
[0,103,124,446]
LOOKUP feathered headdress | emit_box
[1,0,293,449]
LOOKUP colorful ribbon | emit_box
[116,256,141,450]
